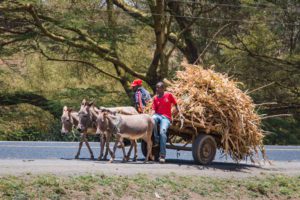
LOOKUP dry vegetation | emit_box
[148,63,265,162]
[0,173,299,200]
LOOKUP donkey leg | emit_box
[133,140,138,161]
[145,129,154,162]
[104,138,109,160]
[108,140,118,163]
[84,135,94,160]
[145,139,153,163]
[75,134,84,159]
[107,134,116,163]
[98,134,105,160]
[103,133,109,160]
[125,141,134,161]
[119,138,128,162]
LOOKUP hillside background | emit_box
[0,0,299,144]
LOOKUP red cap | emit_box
[131,79,143,87]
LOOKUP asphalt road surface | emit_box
[0,141,300,161]
[0,141,299,177]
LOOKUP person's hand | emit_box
[173,110,179,116]
[137,107,143,113]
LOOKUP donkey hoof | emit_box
[125,156,130,162]
[75,155,79,159]
[90,156,94,160]
[97,157,102,161]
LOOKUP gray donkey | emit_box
[61,105,95,159]
[93,106,139,161]
[77,99,139,161]
[96,111,155,162]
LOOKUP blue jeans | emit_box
[152,114,171,157]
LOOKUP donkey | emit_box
[98,106,138,115]
[61,106,78,135]
[61,105,95,159]
[94,106,139,161]
[77,99,139,161]
[96,111,155,162]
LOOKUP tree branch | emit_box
[218,40,299,68]
[2,3,147,80]
[236,36,299,67]
[166,16,199,59]
[194,23,231,64]
[112,0,153,25]
[38,45,122,81]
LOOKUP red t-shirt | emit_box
[152,92,177,120]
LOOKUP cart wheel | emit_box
[192,134,216,165]
[141,140,160,161]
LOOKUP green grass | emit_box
[0,174,299,199]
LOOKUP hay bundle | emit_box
[149,63,265,162]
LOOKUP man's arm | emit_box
[174,104,182,116]
[151,96,156,115]
[170,93,181,116]
[175,104,180,113]
[137,91,143,113]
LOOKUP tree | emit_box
[0,0,236,92]
[1,0,299,117]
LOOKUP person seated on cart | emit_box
[151,82,182,163]
[131,79,151,113]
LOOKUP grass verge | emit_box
[0,173,299,199]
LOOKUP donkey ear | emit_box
[63,106,68,111]
[81,99,86,105]
[88,101,94,107]
[94,106,101,114]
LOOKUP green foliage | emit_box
[0,53,131,141]
[0,0,299,144]
[263,118,300,145]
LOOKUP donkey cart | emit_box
[141,122,221,165]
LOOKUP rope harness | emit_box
[106,114,122,134]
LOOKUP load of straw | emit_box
[148,63,265,162]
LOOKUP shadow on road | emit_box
[61,157,266,173]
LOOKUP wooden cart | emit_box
[141,119,221,165]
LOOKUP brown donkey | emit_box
[94,106,139,161]
[96,111,155,162]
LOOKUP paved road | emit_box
[0,141,300,162]
[0,141,299,177]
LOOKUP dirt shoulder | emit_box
[1,159,299,178]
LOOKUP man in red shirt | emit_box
[151,82,182,163]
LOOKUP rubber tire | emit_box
[192,134,217,165]
[141,140,160,161]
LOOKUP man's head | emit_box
[156,82,165,96]
[131,79,142,91]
